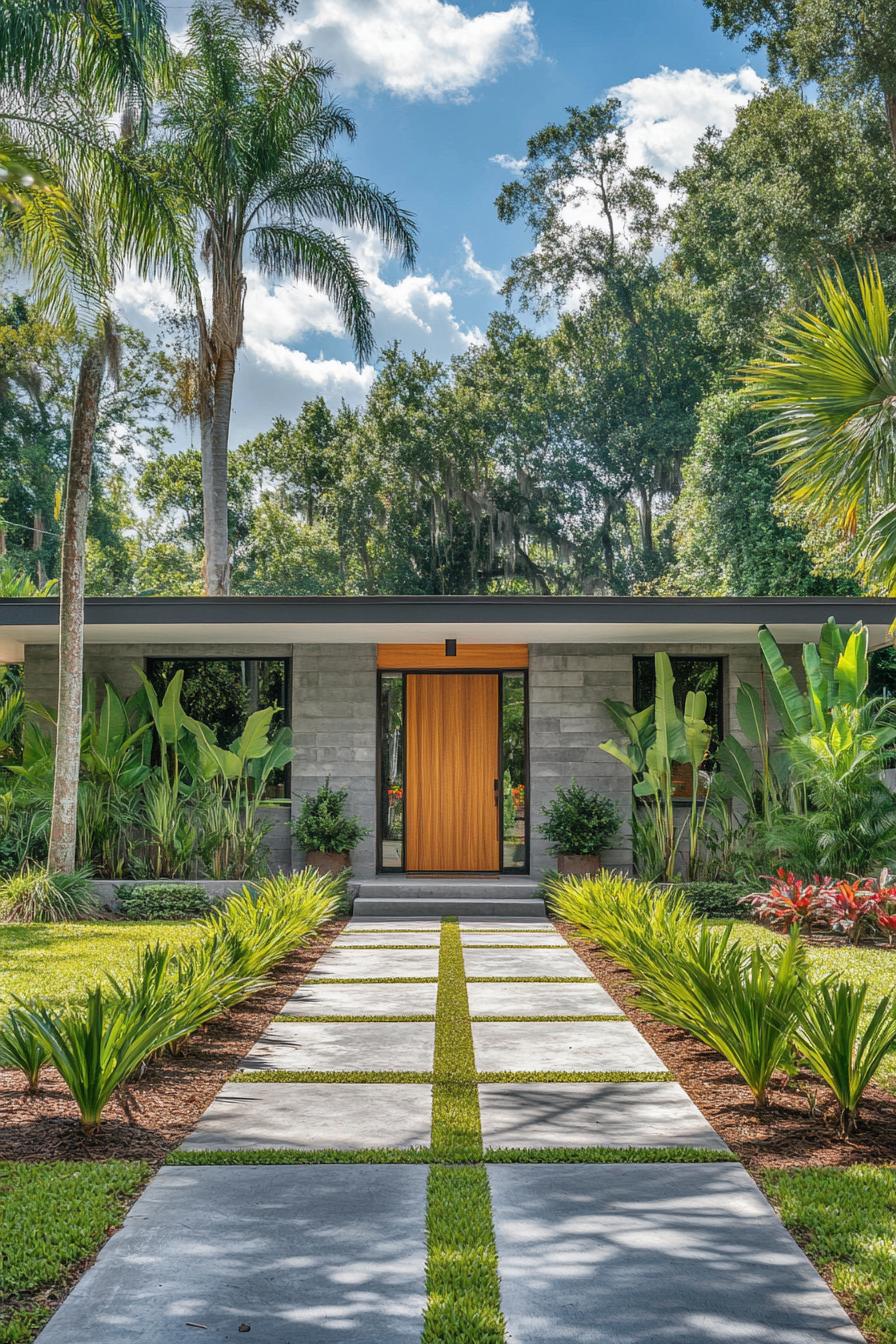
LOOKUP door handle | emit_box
[493,778,500,807]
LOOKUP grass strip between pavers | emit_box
[319,943,441,950]
[274,1013,437,1023]
[230,1069,434,1083]
[483,1145,736,1163]
[169,1147,433,1165]
[422,918,507,1344]
[470,1014,627,1022]
[167,1144,734,1167]
[304,976,439,984]
[423,1165,505,1344]
[430,919,482,1162]
[477,1069,675,1083]
[466,976,594,983]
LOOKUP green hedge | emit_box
[116,883,211,922]
[672,882,750,919]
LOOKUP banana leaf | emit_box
[713,735,757,808]
[735,682,765,745]
[683,689,711,771]
[229,706,276,761]
[802,644,829,735]
[834,627,869,707]
[654,652,687,763]
[758,625,810,737]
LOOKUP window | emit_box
[632,655,723,799]
[145,657,290,798]
[501,672,527,870]
[379,673,404,870]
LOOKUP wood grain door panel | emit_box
[405,673,499,872]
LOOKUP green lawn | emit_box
[0,1160,148,1343]
[761,1165,896,1344]
[0,921,206,1011]
[721,921,896,1089]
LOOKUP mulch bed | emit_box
[557,920,896,1172]
[0,918,346,1164]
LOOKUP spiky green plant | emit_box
[0,1004,49,1093]
[638,927,807,1106]
[18,987,182,1132]
[0,866,96,923]
[794,979,896,1136]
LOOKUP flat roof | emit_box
[0,594,893,661]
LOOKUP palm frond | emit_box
[259,159,417,267]
[743,258,896,522]
[251,223,374,363]
[0,0,171,123]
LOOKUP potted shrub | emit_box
[539,781,620,876]
[292,781,369,875]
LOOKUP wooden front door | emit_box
[405,673,499,872]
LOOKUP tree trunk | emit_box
[199,351,232,596]
[885,91,896,163]
[637,486,654,556]
[47,336,105,873]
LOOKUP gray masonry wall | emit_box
[290,644,377,879]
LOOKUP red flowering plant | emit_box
[817,871,896,945]
[741,869,829,931]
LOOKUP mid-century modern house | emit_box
[1,595,893,910]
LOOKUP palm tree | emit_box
[157,3,418,594]
[0,2,194,871]
[743,258,896,590]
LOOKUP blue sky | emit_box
[121,0,767,447]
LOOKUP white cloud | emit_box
[461,235,504,293]
[286,0,537,101]
[609,64,764,180]
[114,229,480,443]
[490,152,527,174]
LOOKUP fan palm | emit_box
[743,258,896,590]
[0,3,195,871]
[156,3,418,594]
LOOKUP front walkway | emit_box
[36,917,864,1343]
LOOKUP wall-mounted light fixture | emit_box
[445,638,457,657]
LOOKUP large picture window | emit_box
[632,655,723,799]
[145,657,290,798]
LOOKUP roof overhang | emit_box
[0,595,893,663]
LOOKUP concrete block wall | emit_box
[529,645,634,873]
[290,643,377,879]
[23,642,293,715]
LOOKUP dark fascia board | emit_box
[0,594,894,627]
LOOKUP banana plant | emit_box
[714,620,875,828]
[600,652,714,880]
[187,708,295,878]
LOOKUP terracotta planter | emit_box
[556,853,601,877]
[304,850,350,876]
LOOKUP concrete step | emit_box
[352,896,548,917]
[350,878,546,918]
